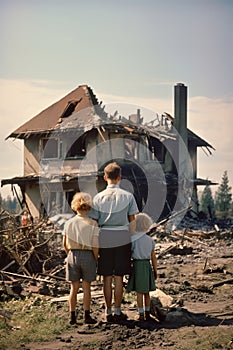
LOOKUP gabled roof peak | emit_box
[7,84,99,139]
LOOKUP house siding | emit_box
[24,137,40,176]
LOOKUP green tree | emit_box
[1,195,20,214]
[200,184,215,217]
[215,170,232,215]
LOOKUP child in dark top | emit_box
[126,213,157,321]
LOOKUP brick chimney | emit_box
[174,83,187,146]
[129,109,143,124]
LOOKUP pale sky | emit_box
[0,0,232,198]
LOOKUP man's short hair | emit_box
[104,162,121,180]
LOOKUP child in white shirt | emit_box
[126,213,157,321]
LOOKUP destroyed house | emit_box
[1,83,215,222]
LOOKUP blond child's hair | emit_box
[135,213,153,233]
[71,192,92,213]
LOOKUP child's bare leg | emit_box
[69,281,79,311]
[82,280,91,310]
[69,281,79,324]
[137,292,144,308]
[144,292,150,308]
[136,292,145,320]
[82,280,97,324]
[144,292,153,321]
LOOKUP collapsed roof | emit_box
[7,85,100,139]
[6,85,215,154]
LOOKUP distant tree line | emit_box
[200,170,232,219]
[0,193,20,214]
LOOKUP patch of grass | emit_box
[0,296,70,349]
[168,326,233,350]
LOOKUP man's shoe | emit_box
[114,312,128,322]
[106,314,115,323]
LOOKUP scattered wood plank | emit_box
[209,311,233,317]
[157,244,177,259]
[4,245,31,276]
[38,272,66,281]
[172,230,210,247]
[211,278,233,289]
[0,270,54,284]
[51,290,103,303]
[1,260,16,271]
[149,205,193,237]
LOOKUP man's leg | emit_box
[98,244,115,321]
[114,275,123,308]
[103,275,113,309]
[113,275,127,320]
[103,275,115,321]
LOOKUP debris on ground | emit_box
[0,209,233,349]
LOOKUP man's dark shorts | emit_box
[97,229,132,276]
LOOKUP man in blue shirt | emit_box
[90,162,138,322]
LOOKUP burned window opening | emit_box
[66,135,86,159]
[42,138,59,159]
[65,190,76,211]
[149,136,165,163]
[122,160,148,212]
[124,137,139,159]
[123,135,149,162]
[65,129,98,159]
[43,191,65,217]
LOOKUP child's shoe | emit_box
[84,310,97,324]
[69,311,77,325]
[145,311,154,321]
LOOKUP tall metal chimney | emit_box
[174,83,187,146]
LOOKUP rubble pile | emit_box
[0,210,67,300]
[0,209,232,304]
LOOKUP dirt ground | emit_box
[23,234,233,350]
